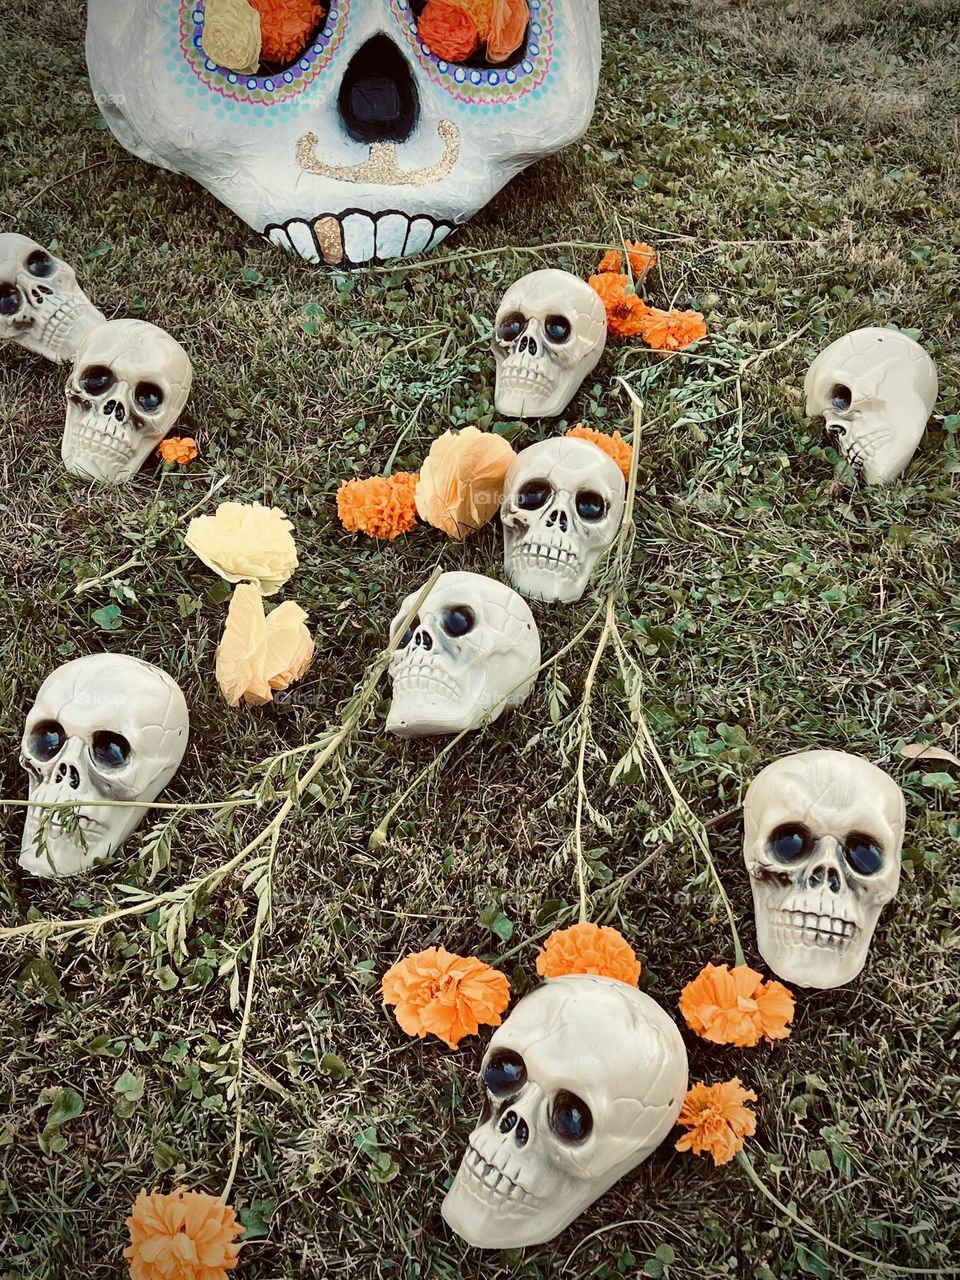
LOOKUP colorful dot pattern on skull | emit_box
[178,0,556,109]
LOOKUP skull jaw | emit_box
[14,297,105,364]
[505,543,595,605]
[752,886,878,990]
[386,685,497,738]
[825,412,926,485]
[19,803,145,878]
[494,364,585,421]
[62,412,161,485]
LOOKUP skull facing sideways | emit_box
[63,319,193,484]
[804,327,938,484]
[85,1,602,267]
[442,975,688,1249]
[387,571,540,738]
[743,750,905,989]
[501,437,626,604]
[492,269,607,419]
[19,654,189,878]
[0,232,105,363]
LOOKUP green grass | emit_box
[1,0,959,1276]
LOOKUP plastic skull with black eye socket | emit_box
[386,571,540,738]
[493,270,607,419]
[62,319,193,484]
[442,975,688,1250]
[0,232,105,363]
[500,437,626,604]
[743,750,905,989]
[19,654,189,878]
[804,327,938,484]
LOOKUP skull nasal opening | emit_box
[338,35,419,145]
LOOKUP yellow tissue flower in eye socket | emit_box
[185,501,298,597]
[414,426,515,540]
[216,582,314,707]
[201,0,262,74]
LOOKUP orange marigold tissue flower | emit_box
[487,0,528,62]
[639,305,707,352]
[566,425,632,483]
[336,472,419,540]
[418,1,481,61]
[382,947,510,1050]
[447,0,494,37]
[588,273,649,338]
[597,241,657,279]
[415,426,515,539]
[124,1187,244,1280]
[536,923,641,986]
[679,963,794,1048]
[157,436,199,466]
[675,1078,757,1166]
[251,0,323,64]
[216,582,314,707]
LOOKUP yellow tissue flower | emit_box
[185,501,298,596]
[216,582,314,707]
[414,427,515,540]
[201,0,262,74]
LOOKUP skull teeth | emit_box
[463,1142,532,1203]
[391,665,462,701]
[773,910,858,949]
[510,543,580,576]
[264,211,453,267]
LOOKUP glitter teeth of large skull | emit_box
[772,910,859,948]
[464,1144,536,1204]
[266,213,453,266]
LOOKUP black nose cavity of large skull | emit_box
[338,35,418,146]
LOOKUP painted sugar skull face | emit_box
[804,327,938,484]
[442,975,688,1249]
[85,1,602,267]
[387,571,540,737]
[19,654,189,878]
[0,232,105,363]
[63,319,193,484]
[743,750,905,989]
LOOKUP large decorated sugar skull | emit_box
[743,750,905,990]
[501,437,626,603]
[804,327,938,484]
[0,232,105,364]
[84,1,602,267]
[493,269,607,419]
[387,571,540,737]
[442,975,687,1249]
[19,654,190,878]
[63,319,193,484]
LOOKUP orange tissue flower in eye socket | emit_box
[382,947,511,1050]
[418,1,482,62]
[536,923,641,986]
[487,0,529,63]
[675,1078,758,1166]
[124,1186,244,1280]
[336,472,420,540]
[679,962,795,1047]
[251,0,324,65]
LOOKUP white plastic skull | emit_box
[493,269,607,418]
[501,437,625,603]
[804,327,938,484]
[19,654,190,878]
[387,571,540,737]
[0,232,105,363]
[743,750,905,990]
[442,975,688,1249]
[63,319,193,484]
[84,1,601,267]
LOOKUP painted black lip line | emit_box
[261,208,454,268]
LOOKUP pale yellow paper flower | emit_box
[185,501,298,596]
[216,583,314,707]
[415,427,515,539]
[201,0,262,74]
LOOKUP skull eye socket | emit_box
[830,383,852,411]
[550,1090,593,1143]
[92,730,131,769]
[28,720,65,762]
[517,481,550,510]
[770,824,813,862]
[575,490,606,521]
[0,283,22,316]
[442,606,475,638]
[483,1049,526,1096]
[79,365,115,396]
[26,250,55,279]
[398,615,420,648]
[135,382,164,413]
[497,312,526,344]
[544,314,572,344]
[844,833,883,875]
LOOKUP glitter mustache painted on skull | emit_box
[84,1,602,267]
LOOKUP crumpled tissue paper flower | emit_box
[216,582,314,706]
[415,426,515,539]
[124,1186,244,1280]
[185,501,298,596]
[201,0,262,73]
